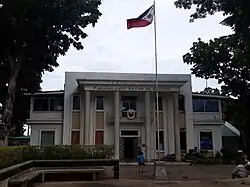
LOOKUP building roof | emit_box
[24,90,64,96]
[23,90,229,99]
[192,93,229,99]
[222,121,240,137]
[67,72,191,82]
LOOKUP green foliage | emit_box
[215,151,222,159]
[0,0,102,142]
[0,145,114,169]
[194,87,221,95]
[174,0,250,151]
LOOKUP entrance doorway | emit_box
[123,137,138,160]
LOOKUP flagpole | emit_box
[153,0,160,161]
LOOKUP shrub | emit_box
[220,148,238,160]
[0,145,114,169]
[215,151,222,158]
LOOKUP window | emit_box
[50,97,64,111]
[205,100,219,112]
[71,131,80,145]
[121,96,137,117]
[96,96,104,110]
[200,131,213,150]
[179,95,185,111]
[155,97,163,111]
[192,98,219,112]
[41,131,55,146]
[156,130,164,150]
[34,98,49,111]
[180,130,186,151]
[95,131,104,145]
[33,96,64,111]
[121,130,138,136]
[73,95,80,110]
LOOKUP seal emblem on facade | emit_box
[127,109,136,120]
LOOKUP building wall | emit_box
[27,72,227,158]
[193,124,222,153]
[179,76,194,151]
[29,97,63,121]
[63,72,192,148]
[30,124,62,145]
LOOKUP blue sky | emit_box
[41,0,232,92]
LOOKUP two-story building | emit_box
[26,72,226,161]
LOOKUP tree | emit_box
[194,87,221,95]
[174,0,250,151]
[0,58,43,137]
[0,0,102,145]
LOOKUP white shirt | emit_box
[232,164,248,178]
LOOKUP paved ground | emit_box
[34,165,243,187]
[35,178,250,187]
[114,165,235,181]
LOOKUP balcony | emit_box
[193,112,223,124]
[106,111,144,124]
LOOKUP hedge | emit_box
[0,145,114,169]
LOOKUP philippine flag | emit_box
[127,5,154,30]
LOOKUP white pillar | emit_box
[89,98,95,144]
[183,79,194,151]
[162,97,168,155]
[145,91,151,161]
[84,90,90,145]
[167,95,175,154]
[114,91,120,159]
[80,93,85,144]
[173,93,181,162]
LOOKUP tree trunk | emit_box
[1,56,21,146]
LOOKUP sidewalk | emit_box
[119,162,189,166]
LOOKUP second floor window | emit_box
[96,96,104,110]
[73,95,80,110]
[179,95,185,111]
[33,96,63,111]
[155,97,163,111]
[121,96,137,117]
[192,98,219,112]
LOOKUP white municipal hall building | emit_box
[26,72,226,161]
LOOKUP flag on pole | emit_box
[127,5,154,30]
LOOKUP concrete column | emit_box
[80,93,85,144]
[84,90,90,145]
[162,97,168,155]
[145,91,151,161]
[173,93,181,162]
[114,91,120,159]
[167,95,175,154]
[183,79,194,151]
[89,97,95,144]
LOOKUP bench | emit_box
[9,169,42,187]
[40,168,105,181]
[0,159,119,187]
[33,159,119,179]
[9,167,105,186]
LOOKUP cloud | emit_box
[41,0,232,91]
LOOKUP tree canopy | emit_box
[174,0,250,150]
[0,0,102,144]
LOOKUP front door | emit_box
[123,137,137,160]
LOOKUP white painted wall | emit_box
[29,97,63,121]
[179,77,194,151]
[30,124,62,145]
[194,124,222,153]
[63,72,191,146]
[193,113,222,123]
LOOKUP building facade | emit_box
[27,72,225,161]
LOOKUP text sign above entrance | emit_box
[84,85,178,92]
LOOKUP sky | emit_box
[41,0,232,92]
